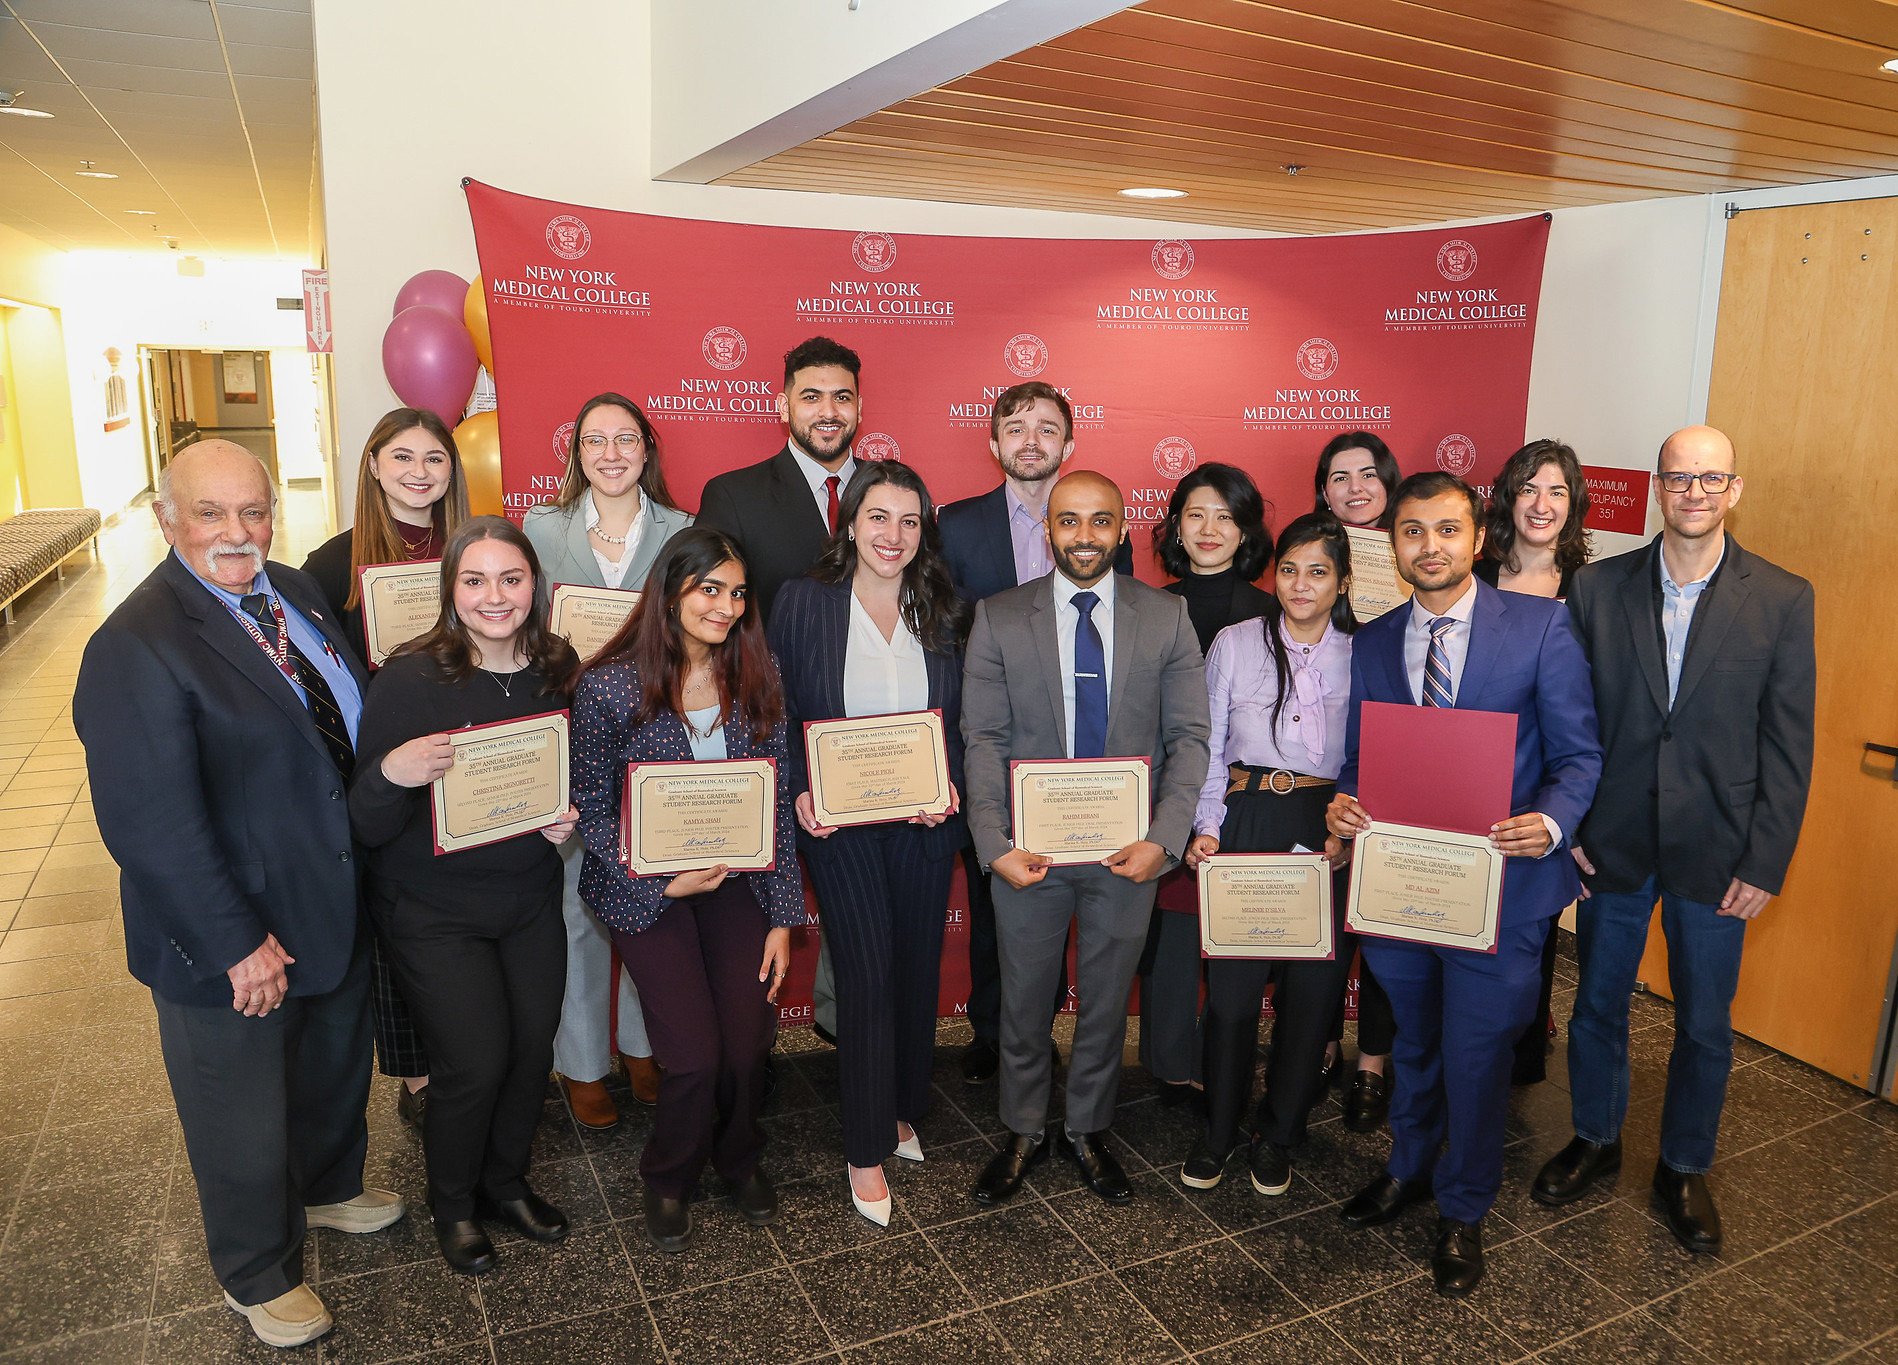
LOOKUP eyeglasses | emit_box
[1655,471,1733,494]
[579,434,643,453]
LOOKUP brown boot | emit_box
[621,1053,661,1107]
[561,1075,619,1131]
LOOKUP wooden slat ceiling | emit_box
[717,0,1898,233]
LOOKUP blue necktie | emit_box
[1422,615,1456,708]
[1072,590,1107,758]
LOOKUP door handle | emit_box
[1868,742,1898,785]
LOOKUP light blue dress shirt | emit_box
[1660,541,1726,707]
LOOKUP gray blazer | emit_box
[960,572,1211,870]
[521,496,694,591]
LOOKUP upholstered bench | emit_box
[0,508,102,624]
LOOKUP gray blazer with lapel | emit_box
[522,496,694,591]
[1567,534,1815,903]
[960,571,1210,870]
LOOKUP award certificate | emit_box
[1346,819,1504,953]
[358,560,442,667]
[549,584,641,661]
[621,759,776,876]
[429,710,569,854]
[1009,758,1150,865]
[1343,526,1412,622]
[804,711,953,828]
[1198,854,1333,960]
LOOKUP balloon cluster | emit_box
[381,270,505,515]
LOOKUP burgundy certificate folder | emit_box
[1356,701,1516,837]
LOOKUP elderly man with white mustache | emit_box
[74,441,404,1350]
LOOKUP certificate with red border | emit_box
[429,709,569,854]
[1008,757,1150,865]
[621,758,776,876]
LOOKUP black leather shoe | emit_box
[812,1021,838,1048]
[973,1131,1050,1205]
[962,1038,1000,1084]
[730,1168,777,1226]
[1652,1162,1721,1253]
[1532,1136,1622,1206]
[1339,1172,1433,1228]
[396,1082,427,1132]
[1061,1130,1133,1205]
[434,1219,496,1275]
[1432,1217,1484,1296]
[642,1186,692,1253]
[1341,1070,1389,1133]
[476,1189,569,1244]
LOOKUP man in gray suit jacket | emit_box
[961,471,1210,1205]
[1531,425,1815,1258]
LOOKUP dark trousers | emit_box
[373,878,565,1223]
[1511,925,1563,1082]
[962,842,1068,1042]
[1331,870,1398,1058]
[1198,783,1346,1153]
[1137,899,1204,1085]
[155,937,372,1306]
[368,932,429,1078]
[806,826,953,1167]
[1365,916,1551,1224]
[612,879,773,1199]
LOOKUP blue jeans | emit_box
[1568,875,1747,1173]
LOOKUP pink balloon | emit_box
[392,269,470,320]
[382,305,478,425]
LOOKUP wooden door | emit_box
[1637,196,1898,1093]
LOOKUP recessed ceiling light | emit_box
[1884,57,1898,73]
[1119,187,1187,199]
[0,107,54,119]
[77,170,118,179]
[123,209,156,215]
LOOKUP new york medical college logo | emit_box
[1151,240,1195,280]
[1436,239,1478,282]
[551,422,575,466]
[1295,337,1339,382]
[701,327,747,372]
[855,432,901,462]
[1153,436,1198,479]
[1436,433,1478,476]
[852,232,897,273]
[1003,333,1049,379]
[546,215,591,261]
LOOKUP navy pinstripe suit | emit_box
[768,576,966,1168]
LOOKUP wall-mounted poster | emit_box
[221,352,258,404]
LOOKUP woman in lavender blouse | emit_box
[1178,513,1359,1198]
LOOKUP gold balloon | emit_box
[464,276,494,374]
[454,410,505,516]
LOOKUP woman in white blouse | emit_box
[524,392,693,1131]
[767,462,971,1226]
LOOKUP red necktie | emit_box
[825,475,841,536]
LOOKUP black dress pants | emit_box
[155,935,373,1305]
[372,877,565,1223]
[807,826,955,1167]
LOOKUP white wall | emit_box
[312,0,1258,516]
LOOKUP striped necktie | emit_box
[239,594,356,777]
[1422,615,1456,708]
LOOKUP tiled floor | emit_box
[1,504,1896,1363]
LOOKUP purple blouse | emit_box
[1194,617,1353,837]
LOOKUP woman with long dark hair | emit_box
[525,393,693,1131]
[304,408,473,1129]
[1180,512,1358,1195]
[349,517,581,1275]
[1477,439,1594,1085]
[1309,431,1402,1127]
[767,461,971,1225]
[1139,463,1273,1105]
[570,528,799,1253]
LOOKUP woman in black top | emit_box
[1139,463,1273,1103]
[350,517,581,1277]
[1477,439,1594,1084]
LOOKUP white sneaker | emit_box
[224,1284,333,1348]
[305,1188,406,1233]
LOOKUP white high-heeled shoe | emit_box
[847,1166,891,1227]
[895,1125,924,1163]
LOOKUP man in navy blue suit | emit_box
[937,383,1132,1082]
[1326,471,1601,1297]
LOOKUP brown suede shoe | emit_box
[561,1075,619,1130]
[621,1053,661,1107]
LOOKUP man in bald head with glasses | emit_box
[1531,425,1815,1259]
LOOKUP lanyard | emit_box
[228,593,299,687]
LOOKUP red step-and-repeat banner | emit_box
[465,181,1551,1023]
